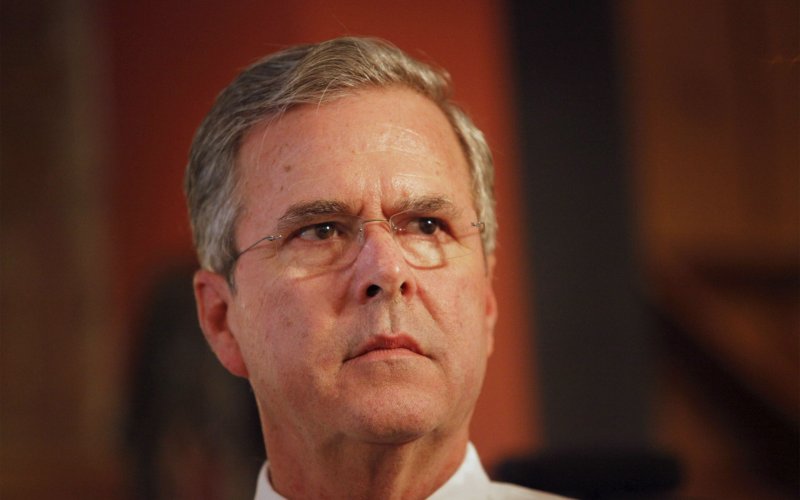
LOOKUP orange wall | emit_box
[107,0,539,470]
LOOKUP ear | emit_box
[193,269,249,378]
[484,254,498,357]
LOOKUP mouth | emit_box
[345,334,425,362]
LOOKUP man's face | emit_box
[202,88,497,445]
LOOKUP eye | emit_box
[405,217,445,236]
[418,217,440,235]
[297,222,342,241]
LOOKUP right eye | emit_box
[295,221,346,241]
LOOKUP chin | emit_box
[344,391,445,444]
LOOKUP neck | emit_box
[265,429,470,499]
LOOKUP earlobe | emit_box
[484,254,498,357]
[193,269,249,378]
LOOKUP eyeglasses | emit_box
[233,209,485,275]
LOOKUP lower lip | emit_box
[350,347,421,363]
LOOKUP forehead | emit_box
[236,88,474,230]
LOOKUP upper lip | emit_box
[346,334,424,361]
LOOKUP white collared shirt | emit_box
[254,442,565,499]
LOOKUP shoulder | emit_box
[488,480,570,500]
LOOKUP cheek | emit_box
[232,286,316,415]
[230,281,297,374]
[421,268,491,411]
[235,279,343,383]
[422,266,492,361]
[428,265,488,321]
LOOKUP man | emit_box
[186,37,559,499]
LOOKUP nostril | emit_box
[366,284,381,298]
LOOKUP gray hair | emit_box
[185,37,496,281]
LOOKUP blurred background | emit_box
[1,0,797,498]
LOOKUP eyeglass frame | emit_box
[230,208,486,278]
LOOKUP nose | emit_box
[351,223,416,303]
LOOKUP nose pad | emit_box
[354,224,414,302]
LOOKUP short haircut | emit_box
[185,37,496,282]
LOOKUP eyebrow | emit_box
[277,199,354,227]
[275,195,458,229]
[394,195,457,216]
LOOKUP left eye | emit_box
[407,217,444,236]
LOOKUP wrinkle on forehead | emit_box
[235,89,475,230]
[262,119,443,157]
[240,98,454,178]
[358,123,442,160]
[242,125,454,203]
[252,173,460,220]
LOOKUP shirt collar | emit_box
[254,442,490,500]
